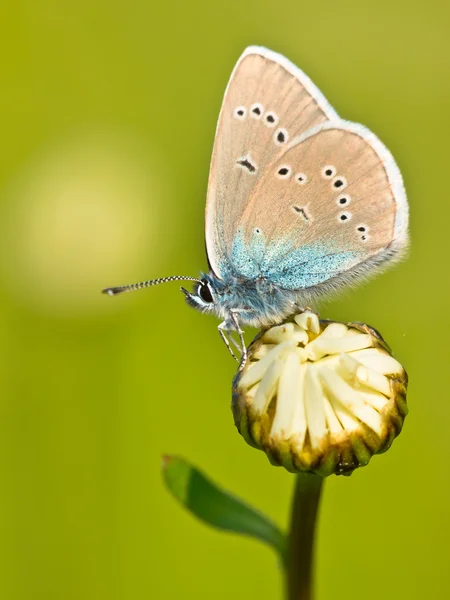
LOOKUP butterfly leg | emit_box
[293,303,315,314]
[218,323,240,362]
[230,311,247,370]
[228,332,243,352]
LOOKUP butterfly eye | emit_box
[233,106,247,120]
[250,103,264,118]
[199,283,213,303]
[322,165,336,179]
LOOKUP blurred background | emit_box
[0,1,448,598]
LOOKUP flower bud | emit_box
[232,312,408,476]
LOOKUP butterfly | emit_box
[103,46,409,365]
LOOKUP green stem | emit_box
[286,474,324,600]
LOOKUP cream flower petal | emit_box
[233,312,408,476]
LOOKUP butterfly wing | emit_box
[231,120,408,292]
[205,47,408,296]
[205,46,338,278]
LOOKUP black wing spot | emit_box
[264,111,278,126]
[250,103,264,119]
[332,175,348,190]
[236,158,256,173]
[275,128,288,145]
[322,165,336,179]
[233,106,247,119]
[293,206,310,221]
[276,165,292,179]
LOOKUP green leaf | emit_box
[162,455,286,560]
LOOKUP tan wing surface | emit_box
[234,121,408,288]
[205,46,337,278]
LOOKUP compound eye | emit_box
[199,283,213,303]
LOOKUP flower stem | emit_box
[286,474,324,600]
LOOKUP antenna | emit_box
[102,275,202,296]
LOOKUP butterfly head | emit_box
[102,272,223,317]
[180,277,217,314]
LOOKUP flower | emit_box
[232,312,408,476]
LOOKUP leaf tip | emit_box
[161,454,173,470]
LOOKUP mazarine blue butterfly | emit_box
[103,46,409,365]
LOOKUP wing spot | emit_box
[295,173,308,185]
[250,103,264,118]
[338,211,352,222]
[357,226,369,241]
[233,106,247,120]
[264,111,278,127]
[236,156,257,174]
[337,195,350,206]
[276,165,292,179]
[254,227,262,234]
[293,206,310,221]
[332,176,348,190]
[322,165,336,179]
[274,128,289,145]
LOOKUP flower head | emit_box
[232,312,408,476]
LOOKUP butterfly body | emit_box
[103,46,409,365]
[183,270,299,329]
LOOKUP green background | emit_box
[0,1,448,598]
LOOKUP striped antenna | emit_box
[102,275,202,296]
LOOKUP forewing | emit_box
[233,121,408,290]
[205,46,337,278]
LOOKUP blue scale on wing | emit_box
[263,242,361,289]
[229,229,360,290]
[230,228,267,279]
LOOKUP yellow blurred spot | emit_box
[0,132,167,316]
